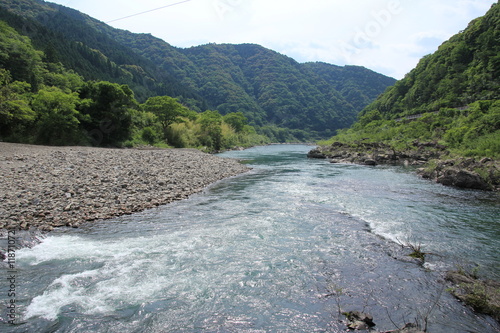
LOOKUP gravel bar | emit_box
[0,143,250,231]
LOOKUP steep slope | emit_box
[96,21,396,133]
[0,0,203,103]
[361,2,499,119]
[180,43,357,132]
[313,3,500,190]
[302,62,397,112]
[118,41,395,134]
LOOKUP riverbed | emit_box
[1,145,499,332]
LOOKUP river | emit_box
[2,145,499,332]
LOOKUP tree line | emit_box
[0,21,268,151]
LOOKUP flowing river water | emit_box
[2,145,499,332]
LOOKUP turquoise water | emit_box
[2,145,499,332]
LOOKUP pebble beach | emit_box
[0,143,250,231]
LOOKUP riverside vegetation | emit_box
[0,19,269,151]
[312,3,500,191]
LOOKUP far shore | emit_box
[308,141,500,191]
[0,142,250,232]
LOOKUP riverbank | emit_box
[0,143,250,232]
[308,141,500,191]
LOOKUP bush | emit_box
[141,126,159,145]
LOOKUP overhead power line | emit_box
[106,0,192,24]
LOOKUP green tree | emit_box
[141,126,159,145]
[199,110,223,151]
[42,63,85,93]
[79,81,137,146]
[223,112,248,133]
[142,95,188,133]
[31,87,86,145]
[0,21,44,90]
[0,69,35,139]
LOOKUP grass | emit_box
[408,243,426,261]
[396,238,431,263]
[446,268,500,322]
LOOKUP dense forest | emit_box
[0,18,269,150]
[0,1,203,103]
[323,2,500,159]
[0,0,395,143]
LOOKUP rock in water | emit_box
[307,148,327,159]
[380,323,425,333]
[344,311,375,330]
[436,168,491,190]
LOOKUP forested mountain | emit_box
[326,2,499,159]
[302,62,397,112]
[0,15,270,150]
[361,2,499,119]
[0,0,203,103]
[0,0,395,140]
[178,43,359,133]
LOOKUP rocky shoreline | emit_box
[308,141,500,191]
[310,142,500,327]
[446,270,500,323]
[0,143,250,232]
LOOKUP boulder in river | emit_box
[436,168,491,190]
[307,148,327,159]
[344,311,375,330]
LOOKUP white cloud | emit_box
[48,0,497,79]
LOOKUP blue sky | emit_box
[49,0,497,79]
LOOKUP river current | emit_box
[2,145,499,332]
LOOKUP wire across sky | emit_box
[105,0,192,23]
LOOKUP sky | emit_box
[48,0,497,79]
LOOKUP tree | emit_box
[142,95,188,133]
[0,69,35,139]
[31,87,86,145]
[198,110,223,151]
[79,81,137,146]
[0,21,44,90]
[223,112,248,132]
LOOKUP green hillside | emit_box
[0,17,271,150]
[0,1,203,104]
[181,43,357,132]
[302,62,396,112]
[0,0,396,141]
[324,2,499,159]
[105,36,396,138]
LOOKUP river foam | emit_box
[4,145,499,332]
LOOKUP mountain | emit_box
[104,35,395,135]
[0,1,204,104]
[177,43,359,132]
[0,0,396,140]
[360,2,499,119]
[302,62,396,112]
[322,2,499,160]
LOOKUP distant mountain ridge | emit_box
[0,0,396,138]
